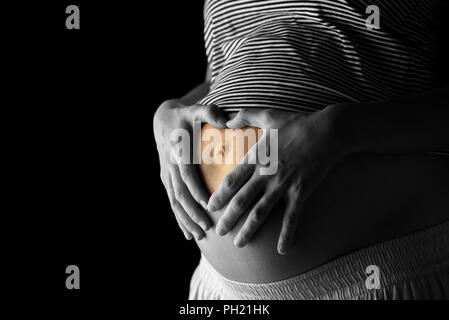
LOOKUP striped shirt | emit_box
[199,0,447,156]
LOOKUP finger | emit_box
[171,165,211,232]
[277,187,305,255]
[168,175,205,240]
[191,104,228,128]
[172,200,205,241]
[207,162,255,212]
[163,172,195,240]
[226,109,268,129]
[233,189,282,248]
[215,173,265,236]
[177,162,210,210]
[173,208,194,241]
[207,138,261,211]
[163,173,194,240]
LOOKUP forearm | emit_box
[329,85,449,155]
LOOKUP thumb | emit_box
[226,109,253,129]
[191,104,228,128]
[227,109,270,129]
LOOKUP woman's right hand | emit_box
[153,99,228,240]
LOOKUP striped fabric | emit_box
[198,0,448,156]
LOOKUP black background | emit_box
[8,0,206,306]
[5,0,449,314]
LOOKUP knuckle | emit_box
[230,196,245,212]
[251,207,264,224]
[297,178,307,193]
[170,200,180,211]
[224,173,237,189]
[273,172,286,186]
[192,112,200,122]
[284,213,296,228]
[290,177,306,194]
[174,189,184,202]
[180,167,192,181]
[263,109,274,123]
[291,181,302,194]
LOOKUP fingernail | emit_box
[278,244,287,255]
[200,200,208,211]
[184,232,193,241]
[207,203,216,212]
[216,226,227,237]
[199,221,209,232]
[195,232,204,241]
[233,236,245,248]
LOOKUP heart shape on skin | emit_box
[198,123,262,195]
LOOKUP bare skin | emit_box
[196,127,449,282]
[207,91,449,254]
[198,123,261,194]
[153,66,449,282]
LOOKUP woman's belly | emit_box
[195,124,449,283]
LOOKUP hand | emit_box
[153,99,228,240]
[207,108,347,254]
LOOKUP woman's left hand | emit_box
[207,107,349,254]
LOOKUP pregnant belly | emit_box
[195,124,449,283]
